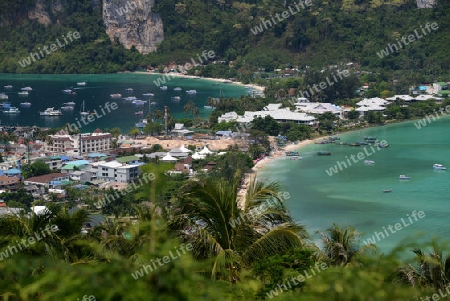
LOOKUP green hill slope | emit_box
[0,0,448,76]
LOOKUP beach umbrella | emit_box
[161,153,178,162]
[179,145,191,153]
[199,146,212,155]
[192,152,205,160]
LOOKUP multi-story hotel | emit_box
[45,128,112,154]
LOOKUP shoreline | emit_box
[132,71,266,93]
[237,115,447,207]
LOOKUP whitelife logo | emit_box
[153,50,215,87]
[376,22,438,59]
[250,0,312,35]
[60,101,118,134]
[131,243,193,280]
[0,224,58,260]
[414,105,450,129]
[362,210,425,246]
[18,31,81,67]
[325,141,388,176]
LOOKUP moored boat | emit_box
[399,175,410,180]
[186,90,197,94]
[171,96,181,101]
[64,102,76,106]
[160,86,168,90]
[376,142,389,148]
[4,85,12,89]
[348,143,360,146]
[125,88,133,92]
[364,136,376,140]
[143,93,154,97]
[77,82,87,86]
[285,151,299,156]
[19,102,31,107]
[40,107,62,116]
[21,87,32,91]
[433,164,446,170]
[135,111,143,115]
[62,89,72,94]
[364,160,375,165]
[135,119,148,128]
[61,106,74,111]
[0,93,8,100]
[290,156,302,160]
[174,87,182,91]
[18,91,29,96]
[383,189,393,193]
[123,96,137,101]
[317,151,332,156]
[3,107,20,114]
[110,93,122,98]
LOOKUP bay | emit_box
[259,118,450,252]
[0,73,246,132]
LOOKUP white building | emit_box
[294,102,342,118]
[218,104,316,125]
[45,129,112,154]
[96,161,141,183]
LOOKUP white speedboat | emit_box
[40,108,62,116]
[132,100,146,105]
[171,96,181,101]
[186,90,197,94]
[0,93,8,100]
[20,102,31,107]
[77,82,87,86]
[4,85,12,89]
[64,102,76,106]
[399,175,410,180]
[3,107,20,114]
[433,164,446,170]
[364,160,375,165]
[174,87,182,91]
[110,93,122,98]
[135,119,148,128]
[21,87,32,91]
[143,93,154,97]
[204,105,213,109]
[18,91,29,96]
[62,89,72,94]
[80,100,89,116]
[160,86,168,90]
[123,96,137,101]
[125,88,133,92]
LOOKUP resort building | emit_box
[355,98,388,118]
[294,102,342,118]
[218,104,316,125]
[95,160,141,183]
[45,129,112,154]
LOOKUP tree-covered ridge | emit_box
[0,0,448,76]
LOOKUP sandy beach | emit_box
[133,71,266,94]
[237,138,321,208]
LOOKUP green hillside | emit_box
[0,0,448,78]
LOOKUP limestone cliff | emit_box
[103,0,164,54]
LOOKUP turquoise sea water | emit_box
[259,118,450,252]
[0,73,246,132]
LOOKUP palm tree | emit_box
[169,174,308,280]
[397,242,450,290]
[318,223,374,266]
